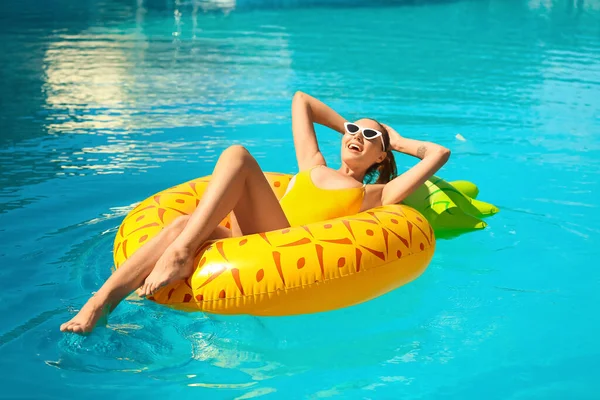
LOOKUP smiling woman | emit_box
[60,91,452,333]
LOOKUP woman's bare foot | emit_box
[138,246,194,297]
[60,296,110,334]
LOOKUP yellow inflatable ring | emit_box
[113,172,435,316]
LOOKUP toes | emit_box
[138,277,169,297]
[147,283,155,296]
[140,283,151,297]
[144,283,153,296]
[61,321,74,332]
[72,324,84,334]
[150,282,162,295]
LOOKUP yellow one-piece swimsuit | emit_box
[279,166,366,227]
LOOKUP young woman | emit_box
[61,91,450,333]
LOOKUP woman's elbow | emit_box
[437,147,451,163]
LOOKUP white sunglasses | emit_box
[344,122,386,151]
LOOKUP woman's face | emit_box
[341,118,387,172]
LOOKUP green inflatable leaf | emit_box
[402,176,498,234]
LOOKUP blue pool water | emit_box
[1,0,599,398]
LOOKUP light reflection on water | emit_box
[42,23,294,133]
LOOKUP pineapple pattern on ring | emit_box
[113,172,435,315]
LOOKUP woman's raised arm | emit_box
[380,124,451,205]
[291,91,346,171]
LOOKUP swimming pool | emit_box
[1,0,599,398]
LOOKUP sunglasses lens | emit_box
[346,123,360,133]
[363,129,379,139]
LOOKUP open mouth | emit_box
[348,143,363,153]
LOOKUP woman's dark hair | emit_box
[363,119,397,184]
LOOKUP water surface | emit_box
[1,0,599,398]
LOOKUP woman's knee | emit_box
[221,145,254,165]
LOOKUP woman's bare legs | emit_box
[60,217,230,333]
[61,145,289,333]
[138,145,290,295]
